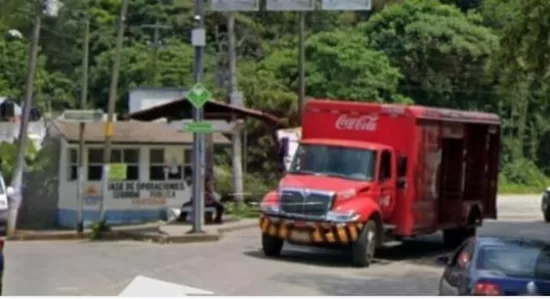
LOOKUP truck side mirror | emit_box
[398,156,407,177]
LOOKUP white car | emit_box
[0,172,12,295]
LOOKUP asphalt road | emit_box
[4,195,548,296]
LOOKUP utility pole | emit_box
[190,0,206,234]
[297,11,306,123]
[141,22,170,86]
[76,8,90,234]
[7,0,43,236]
[98,0,128,224]
[227,13,244,206]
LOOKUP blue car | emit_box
[437,236,550,296]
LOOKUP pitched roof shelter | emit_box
[124,97,281,125]
[51,120,231,145]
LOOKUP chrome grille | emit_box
[279,189,333,217]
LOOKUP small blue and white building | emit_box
[19,119,230,229]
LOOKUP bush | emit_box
[214,165,277,204]
[499,158,549,194]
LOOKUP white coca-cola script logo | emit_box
[335,114,378,131]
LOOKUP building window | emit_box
[183,148,193,183]
[111,148,140,180]
[149,148,187,181]
[87,148,140,181]
[87,148,103,181]
[68,148,77,181]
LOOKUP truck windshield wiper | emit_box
[320,172,352,180]
[288,170,319,175]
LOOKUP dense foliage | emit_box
[1,0,550,194]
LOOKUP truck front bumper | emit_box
[259,215,363,245]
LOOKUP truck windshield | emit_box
[288,144,376,181]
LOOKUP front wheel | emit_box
[262,233,284,257]
[544,212,550,223]
[351,220,377,268]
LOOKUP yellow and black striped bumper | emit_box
[259,216,364,244]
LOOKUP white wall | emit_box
[57,141,192,215]
[128,88,187,114]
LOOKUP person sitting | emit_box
[179,176,225,224]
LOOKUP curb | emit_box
[8,232,92,241]
[113,230,221,244]
[7,219,258,244]
[218,221,258,234]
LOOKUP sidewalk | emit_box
[8,218,259,244]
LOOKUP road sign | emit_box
[321,0,372,11]
[187,83,212,109]
[61,109,104,123]
[108,163,127,180]
[211,0,260,11]
[266,0,315,11]
[181,121,213,133]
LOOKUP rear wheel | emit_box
[351,220,377,268]
[544,211,550,223]
[262,233,284,257]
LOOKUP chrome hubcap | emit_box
[366,229,375,260]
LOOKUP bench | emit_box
[180,205,217,222]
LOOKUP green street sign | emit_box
[182,121,213,133]
[187,83,212,109]
[61,109,104,123]
[109,163,127,180]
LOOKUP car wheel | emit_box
[262,233,284,257]
[351,220,377,268]
[544,211,550,223]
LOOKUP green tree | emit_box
[362,0,498,110]
[260,30,407,103]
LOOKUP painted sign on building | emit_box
[107,181,185,199]
[84,184,101,205]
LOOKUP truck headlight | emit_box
[326,210,360,222]
[260,203,280,214]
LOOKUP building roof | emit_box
[52,120,231,144]
[124,97,281,125]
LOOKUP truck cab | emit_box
[259,99,500,268]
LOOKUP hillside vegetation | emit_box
[1,0,550,194]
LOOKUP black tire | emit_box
[262,233,284,257]
[544,212,550,223]
[351,220,377,268]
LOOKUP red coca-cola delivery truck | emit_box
[259,99,500,267]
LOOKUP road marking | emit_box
[118,275,214,296]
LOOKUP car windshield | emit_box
[477,244,550,280]
[288,144,376,181]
